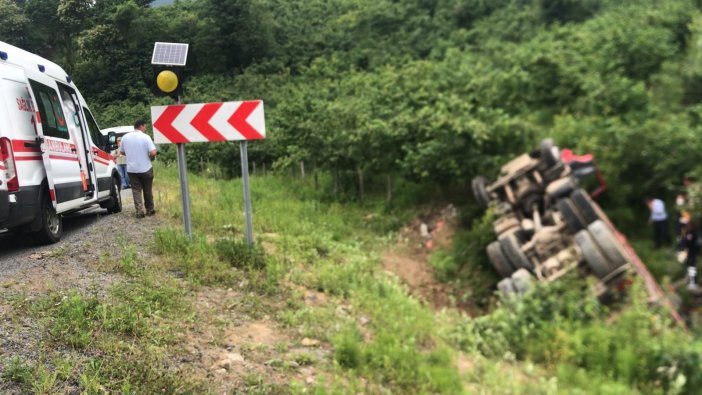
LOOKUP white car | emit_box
[100,125,133,140]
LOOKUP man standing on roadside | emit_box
[120,119,157,218]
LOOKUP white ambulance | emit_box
[0,41,122,244]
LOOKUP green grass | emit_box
[148,164,702,394]
[8,163,698,394]
[153,164,465,393]
[3,270,202,394]
[628,237,685,285]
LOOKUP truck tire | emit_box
[487,241,515,278]
[571,189,599,225]
[511,268,534,294]
[106,176,122,214]
[33,192,62,244]
[574,230,611,278]
[471,176,490,208]
[557,198,586,233]
[499,233,534,272]
[588,220,628,270]
[540,138,560,167]
[546,177,576,201]
[497,278,517,296]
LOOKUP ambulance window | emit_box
[83,108,103,147]
[29,81,69,140]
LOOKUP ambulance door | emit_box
[0,66,44,189]
[27,79,87,212]
[80,107,112,199]
[56,84,97,204]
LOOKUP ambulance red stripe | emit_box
[14,156,42,161]
[48,154,78,162]
[12,139,41,153]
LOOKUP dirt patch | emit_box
[184,286,327,392]
[382,205,479,312]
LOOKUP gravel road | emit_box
[0,189,162,277]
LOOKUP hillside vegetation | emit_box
[4,0,702,214]
[2,0,702,393]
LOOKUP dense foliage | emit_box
[3,0,702,212]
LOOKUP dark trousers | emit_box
[128,168,154,215]
[653,219,669,248]
[688,250,698,268]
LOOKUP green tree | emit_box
[0,0,29,47]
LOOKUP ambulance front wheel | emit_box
[106,176,122,214]
[34,193,63,244]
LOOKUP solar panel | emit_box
[151,42,189,66]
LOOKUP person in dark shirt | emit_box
[683,218,700,290]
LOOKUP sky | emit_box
[152,0,175,7]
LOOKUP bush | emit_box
[214,239,267,270]
[450,280,702,393]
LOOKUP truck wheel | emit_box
[588,220,628,270]
[546,177,576,201]
[540,138,560,167]
[34,193,62,244]
[511,268,534,294]
[497,278,517,296]
[571,189,599,225]
[487,241,515,278]
[499,233,534,272]
[471,176,491,208]
[574,230,611,278]
[106,176,122,214]
[557,198,586,233]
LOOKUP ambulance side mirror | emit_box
[105,131,117,152]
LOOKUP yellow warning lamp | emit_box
[151,66,183,98]
[150,42,189,99]
[156,69,180,93]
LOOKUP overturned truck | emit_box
[472,140,656,301]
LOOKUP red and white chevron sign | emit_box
[150,100,266,144]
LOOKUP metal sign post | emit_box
[151,99,265,244]
[175,97,193,239]
[175,143,193,238]
[240,141,254,246]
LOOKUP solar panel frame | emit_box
[151,42,189,66]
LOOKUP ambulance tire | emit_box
[34,192,63,244]
[106,176,122,214]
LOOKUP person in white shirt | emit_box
[646,197,669,248]
[120,119,157,218]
